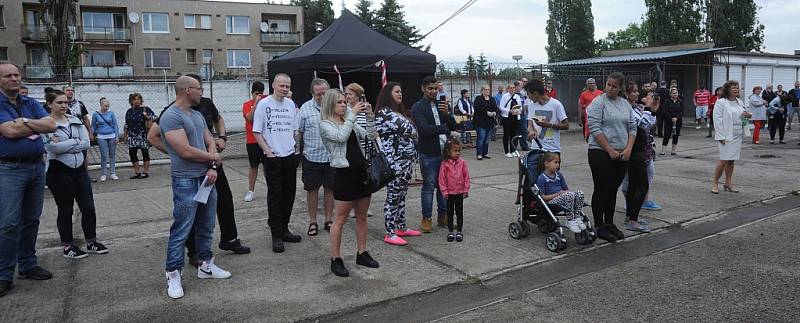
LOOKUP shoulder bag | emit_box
[364,138,395,193]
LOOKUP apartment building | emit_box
[0,0,303,80]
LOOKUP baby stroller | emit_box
[507,136,596,252]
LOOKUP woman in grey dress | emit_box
[711,81,751,194]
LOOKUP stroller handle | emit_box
[512,135,544,151]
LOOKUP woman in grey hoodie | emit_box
[44,90,108,259]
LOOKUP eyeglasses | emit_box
[188,86,203,92]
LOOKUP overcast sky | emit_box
[234,0,798,64]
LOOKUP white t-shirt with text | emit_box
[252,95,298,157]
[528,97,567,152]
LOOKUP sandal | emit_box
[323,221,333,232]
[307,223,318,236]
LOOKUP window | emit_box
[82,12,123,33]
[226,16,249,34]
[83,50,115,66]
[30,48,49,65]
[201,49,213,64]
[185,14,211,29]
[266,19,291,32]
[226,49,250,68]
[144,49,171,68]
[0,5,5,28]
[142,13,169,33]
[0,48,7,61]
[186,49,197,64]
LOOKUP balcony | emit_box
[23,65,133,80]
[260,31,301,45]
[21,25,132,43]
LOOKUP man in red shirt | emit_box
[544,80,558,99]
[242,81,265,202]
[693,85,710,129]
[578,78,603,140]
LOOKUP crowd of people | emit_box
[1,58,798,299]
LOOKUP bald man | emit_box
[157,76,230,299]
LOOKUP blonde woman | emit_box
[319,89,379,277]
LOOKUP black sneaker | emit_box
[219,239,251,254]
[447,233,455,242]
[63,245,88,259]
[281,232,302,243]
[130,173,141,179]
[272,237,285,253]
[141,173,150,179]
[18,266,53,280]
[330,257,349,277]
[87,241,109,254]
[0,280,11,297]
[455,232,464,242]
[356,251,379,268]
[608,224,625,240]
[482,155,491,159]
[595,226,618,243]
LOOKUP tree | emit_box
[597,23,648,51]
[546,0,596,63]
[643,0,703,46]
[373,0,423,48]
[707,0,764,52]
[464,55,477,77]
[39,0,83,81]
[475,53,488,77]
[437,62,452,77]
[292,0,335,42]
[354,0,375,27]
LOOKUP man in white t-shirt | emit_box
[525,79,569,154]
[253,73,302,253]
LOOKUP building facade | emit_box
[0,0,303,81]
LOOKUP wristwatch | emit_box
[218,135,227,142]
[210,161,218,170]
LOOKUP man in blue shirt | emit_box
[0,61,57,297]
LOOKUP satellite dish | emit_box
[259,22,269,33]
[128,12,140,24]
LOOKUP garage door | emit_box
[744,66,771,94]
[712,65,728,90]
[773,67,797,89]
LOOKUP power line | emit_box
[419,0,479,40]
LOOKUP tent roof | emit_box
[269,10,435,73]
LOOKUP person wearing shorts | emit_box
[243,81,265,202]
[694,86,710,129]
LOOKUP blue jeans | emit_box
[97,138,117,176]
[0,161,46,282]
[476,126,491,157]
[419,153,446,219]
[165,176,217,272]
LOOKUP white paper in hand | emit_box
[193,176,213,204]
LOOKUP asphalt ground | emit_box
[1,125,798,322]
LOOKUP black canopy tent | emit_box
[267,10,436,107]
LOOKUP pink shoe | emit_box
[395,228,421,237]
[383,234,408,246]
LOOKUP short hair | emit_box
[251,81,265,94]
[310,78,330,94]
[273,73,291,82]
[460,89,469,96]
[345,82,364,97]
[63,85,74,91]
[186,73,203,85]
[99,97,107,103]
[524,79,545,96]
[19,85,28,90]
[44,87,55,95]
[129,92,143,105]
[174,75,196,93]
[721,80,740,99]
[421,76,437,88]
[513,81,521,87]
[585,78,596,85]
[0,60,18,69]
[45,89,66,104]
[320,88,344,122]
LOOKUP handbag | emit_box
[363,139,395,193]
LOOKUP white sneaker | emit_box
[695,126,701,130]
[512,151,520,157]
[504,153,513,158]
[567,218,583,233]
[100,175,107,182]
[165,270,184,299]
[243,191,254,202]
[197,258,231,279]
[110,174,119,180]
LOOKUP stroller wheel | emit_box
[545,232,562,252]
[586,227,597,243]
[575,231,589,245]
[509,222,523,240]
[559,234,568,250]
[519,221,530,237]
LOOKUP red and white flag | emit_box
[380,61,387,87]
[333,65,343,91]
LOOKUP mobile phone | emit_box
[359,95,366,103]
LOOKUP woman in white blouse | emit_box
[711,81,751,194]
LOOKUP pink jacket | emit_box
[438,158,470,197]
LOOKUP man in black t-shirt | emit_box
[151,75,251,264]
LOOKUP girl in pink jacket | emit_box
[438,138,471,242]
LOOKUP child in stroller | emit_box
[535,152,588,233]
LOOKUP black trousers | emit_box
[656,114,665,137]
[625,153,649,222]
[662,117,682,146]
[588,149,628,226]
[263,155,300,237]
[768,116,786,141]
[446,194,464,232]
[47,165,97,244]
[187,164,238,254]
[502,117,519,154]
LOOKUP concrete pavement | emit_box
[1,125,798,322]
